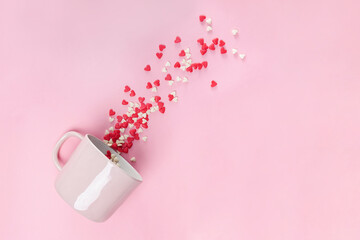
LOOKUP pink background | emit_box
[1,0,360,239]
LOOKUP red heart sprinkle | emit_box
[197,63,203,69]
[134,133,140,139]
[186,66,193,72]
[138,97,145,103]
[146,103,152,109]
[219,40,225,47]
[116,116,123,122]
[104,134,110,141]
[122,147,128,153]
[199,15,206,22]
[202,61,208,68]
[142,123,148,128]
[134,123,141,129]
[197,38,204,45]
[220,47,227,54]
[165,74,172,80]
[192,63,198,69]
[159,44,166,51]
[200,49,207,55]
[146,82,152,89]
[156,52,163,59]
[153,79,160,86]
[212,38,219,45]
[130,90,136,97]
[155,96,161,102]
[174,62,181,68]
[174,36,181,43]
[168,94,174,101]
[109,109,115,116]
[208,43,215,50]
[144,65,151,71]
[179,50,185,57]
[124,85,131,92]
[211,80,217,87]
[122,122,128,128]
[122,100,128,105]
[201,43,208,50]
[158,101,164,108]
[129,129,136,136]
[115,123,121,129]
[159,107,166,114]
[127,142,133,148]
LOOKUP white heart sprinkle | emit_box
[206,26,213,32]
[109,139,113,144]
[162,67,167,73]
[103,140,108,144]
[120,128,125,133]
[152,87,157,92]
[105,130,109,135]
[119,135,124,140]
[184,48,190,53]
[186,53,191,59]
[130,157,136,162]
[129,102,134,107]
[137,128,143,133]
[176,76,181,82]
[206,18,212,24]
[173,97,178,102]
[180,66,186,71]
[109,117,114,122]
[231,29,238,35]
[142,119,147,124]
[165,61,171,67]
[168,80,174,86]
[150,97,155,102]
[109,127,114,131]
[239,53,246,59]
[124,134,129,139]
[142,136,148,142]
[170,91,176,96]
[232,48,238,54]
[181,59,186,64]
[129,124,134,128]
[183,77,188,83]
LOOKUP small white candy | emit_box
[121,119,126,123]
[206,18,212,24]
[109,139,113,144]
[185,53,191,59]
[127,112,132,117]
[129,124,134,128]
[129,102,134,107]
[176,76,182,82]
[180,66,186,71]
[170,91,176,96]
[142,113,147,118]
[181,59,187,64]
[124,134,129,139]
[119,135,125,140]
[165,61,171,67]
[146,110,151,115]
[103,140,109,144]
[152,87,157,92]
[231,29,239,36]
[186,59,192,64]
[184,48,190,53]
[150,107,156,112]
[105,130,109,135]
[150,97,155,102]
[109,127,114,131]
[239,53,246,59]
[173,97,178,102]
[120,128,125,133]
[142,119,147,124]
[168,80,174,86]
[232,48,238,54]
[162,67,167,73]
[111,154,116,159]
[185,62,191,68]
[154,105,159,110]
[130,157,136,162]
[127,106,133,112]
[137,128,143,133]
[183,77,188,83]
[134,103,140,108]
[206,26,213,32]
[142,136,148,142]
[109,117,114,122]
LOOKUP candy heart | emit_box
[156,52,163,59]
[130,90,136,97]
[158,101,164,108]
[162,67,167,73]
[199,15,206,22]
[212,38,219,45]
[174,36,181,43]
[201,43,208,50]
[231,29,238,36]
[165,61,171,67]
[168,80,174,86]
[176,76,181,82]
[109,109,115,116]
[186,66,193,72]
[219,40,225,47]
[165,74,172,80]
[174,62,181,68]
[206,26,212,32]
[159,44,166,51]
[124,85,131,92]
[144,65,151,71]
[202,61,208,68]
[146,82,152,89]
[129,129,136,136]
[182,77,188,83]
[116,115,122,122]
[205,18,212,24]
[239,53,246,59]
[142,136,148,142]
[208,43,215,50]
[232,48,238,54]
[170,91,176,96]
[200,49,207,55]
[151,87,157,92]
[173,97,178,102]
[197,38,204,45]
[150,96,155,102]
[159,107,166,114]
[211,80,217,87]
[109,117,114,122]
[186,53,191,59]
[122,100,128,105]
[138,97,145,103]
[168,94,174,101]
[153,79,160,86]
[197,63,203,70]
[179,50,185,57]
[220,47,227,54]
[154,96,161,102]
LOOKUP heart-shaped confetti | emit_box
[159,44,166,51]
[122,100,128,105]
[154,96,161,102]
[146,82,152,89]
[220,47,227,54]
[211,80,217,87]
[174,36,181,43]
[179,50,186,57]
[199,15,206,22]
[208,43,215,50]
[156,52,163,59]
[200,49,207,55]
[168,94,174,101]
[232,48,238,54]
[124,85,131,92]
[197,38,204,45]
[205,18,212,24]
[202,61,208,68]
[165,74,172,80]
[231,29,238,36]
[159,107,166,114]
[239,53,246,59]
[153,80,160,86]
[109,109,115,116]
[212,38,219,45]
[174,62,181,68]
[144,65,151,71]
[130,90,136,97]
[219,40,225,47]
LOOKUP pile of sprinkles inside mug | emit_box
[103,15,246,164]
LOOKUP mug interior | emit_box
[87,135,143,182]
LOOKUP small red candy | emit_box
[179,50,185,57]
[199,15,206,22]
[124,85,131,92]
[159,44,166,51]
[138,97,145,103]
[146,82,152,89]
[129,129,137,136]
[174,36,181,43]
[115,123,121,129]
[200,49,207,55]
[174,62,181,68]
[116,115,123,122]
[159,107,166,114]
[144,65,151,71]
[186,66,193,72]
[220,47,227,54]
[197,38,204,45]
[168,94,174,101]
[155,96,161,102]
[212,38,219,45]
[202,61,208,68]
[130,90,136,97]
[165,74,172,81]
[158,101,165,108]
[122,100,128,105]
[156,52,163,59]
[201,43,208,50]
[219,40,225,47]
[211,80,217,87]
[153,79,160,86]
[208,43,215,50]
[109,109,115,116]
[197,63,203,70]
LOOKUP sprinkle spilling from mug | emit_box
[103,15,246,165]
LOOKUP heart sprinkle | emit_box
[156,52,163,59]
[197,38,204,45]
[159,44,166,51]
[199,15,206,22]
[146,82,152,89]
[219,40,226,47]
[130,90,136,97]
[220,47,227,54]
[211,80,217,87]
[179,50,186,57]
[174,36,181,43]
[165,74,172,81]
[124,85,131,92]
[174,62,181,68]
[109,109,116,116]
[231,29,239,36]
[144,65,151,71]
[153,80,160,86]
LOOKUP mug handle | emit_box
[53,131,84,171]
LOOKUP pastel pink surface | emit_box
[1,0,360,240]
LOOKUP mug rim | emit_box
[85,134,143,182]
